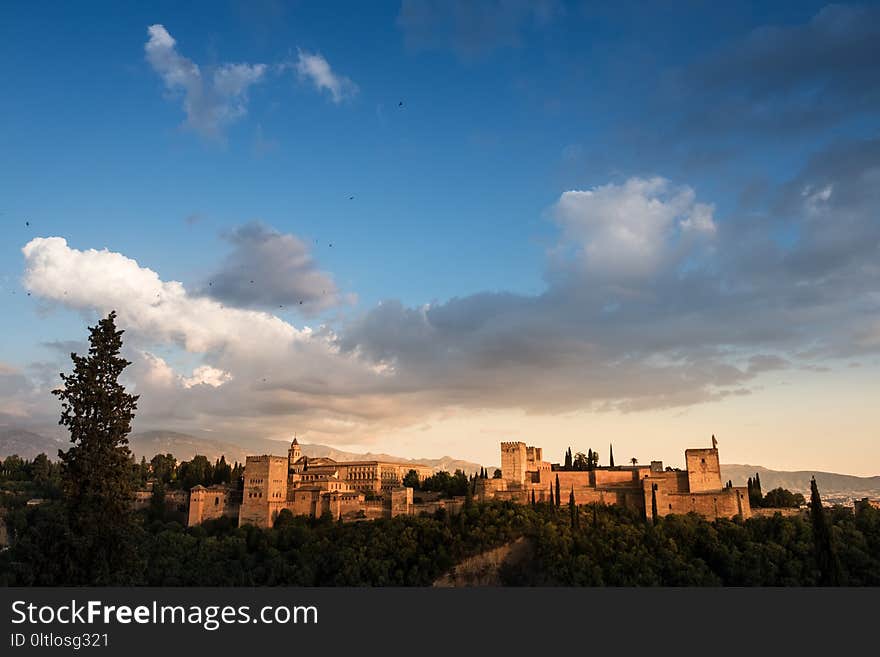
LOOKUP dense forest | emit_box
[3,493,879,586]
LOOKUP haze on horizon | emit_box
[1,2,878,476]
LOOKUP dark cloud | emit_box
[202,221,342,313]
[397,0,562,57]
[675,4,880,136]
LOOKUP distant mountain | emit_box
[722,464,880,497]
[0,427,483,474]
[298,443,483,475]
[0,428,65,460]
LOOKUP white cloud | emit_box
[550,177,716,279]
[145,24,266,139]
[22,236,302,354]
[293,49,358,103]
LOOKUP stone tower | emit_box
[288,437,301,467]
[500,442,528,485]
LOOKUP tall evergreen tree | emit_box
[52,311,142,584]
[810,477,842,585]
[754,472,763,497]
[549,484,554,506]
[569,487,577,528]
[609,444,615,468]
[531,489,536,506]
[555,473,561,508]
[651,484,658,523]
[564,447,572,470]
[587,448,594,471]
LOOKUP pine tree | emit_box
[609,444,615,468]
[52,311,142,584]
[810,477,842,585]
[555,473,561,508]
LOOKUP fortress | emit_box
[188,438,435,528]
[186,435,750,528]
[478,436,751,521]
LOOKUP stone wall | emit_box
[187,485,240,526]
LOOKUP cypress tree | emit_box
[555,474,561,508]
[569,487,577,528]
[587,448,594,471]
[549,484,554,506]
[531,489,536,506]
[609,444,615,468]
[53,311,142,584]
[651,484,658,523]
[810,477,842,585]
[754,472,763,497]
[564,447,572,470]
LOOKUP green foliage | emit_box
[810,477,843,585]
[402,468,420,488]
[419,469,469,498]
[51,311,143,585]
[762,487,806,508]
[150,453,177,485]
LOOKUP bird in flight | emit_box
[398,101,404,108]
[349,195,354,200]
[25,221,29,226]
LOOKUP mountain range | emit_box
[0,428,483,475]
[1,427,877,497]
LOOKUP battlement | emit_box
[500,441,526,451]
[246,455,287,464]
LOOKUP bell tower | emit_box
[288,437,302,466]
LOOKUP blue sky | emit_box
[2,1,879,473]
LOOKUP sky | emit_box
[1,1,879,474]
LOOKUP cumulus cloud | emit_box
[20,236,400,441]
[550,177,716,279]
[291,49,358,103]
[202,221,342,313]
[145,24,267,139]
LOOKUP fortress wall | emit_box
[659,487,748,519]
[593,469,641,486]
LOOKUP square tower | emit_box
[239,455,289,527]
[685,448,723,493]
[501,442,528,485]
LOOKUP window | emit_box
[214,496,219,506]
